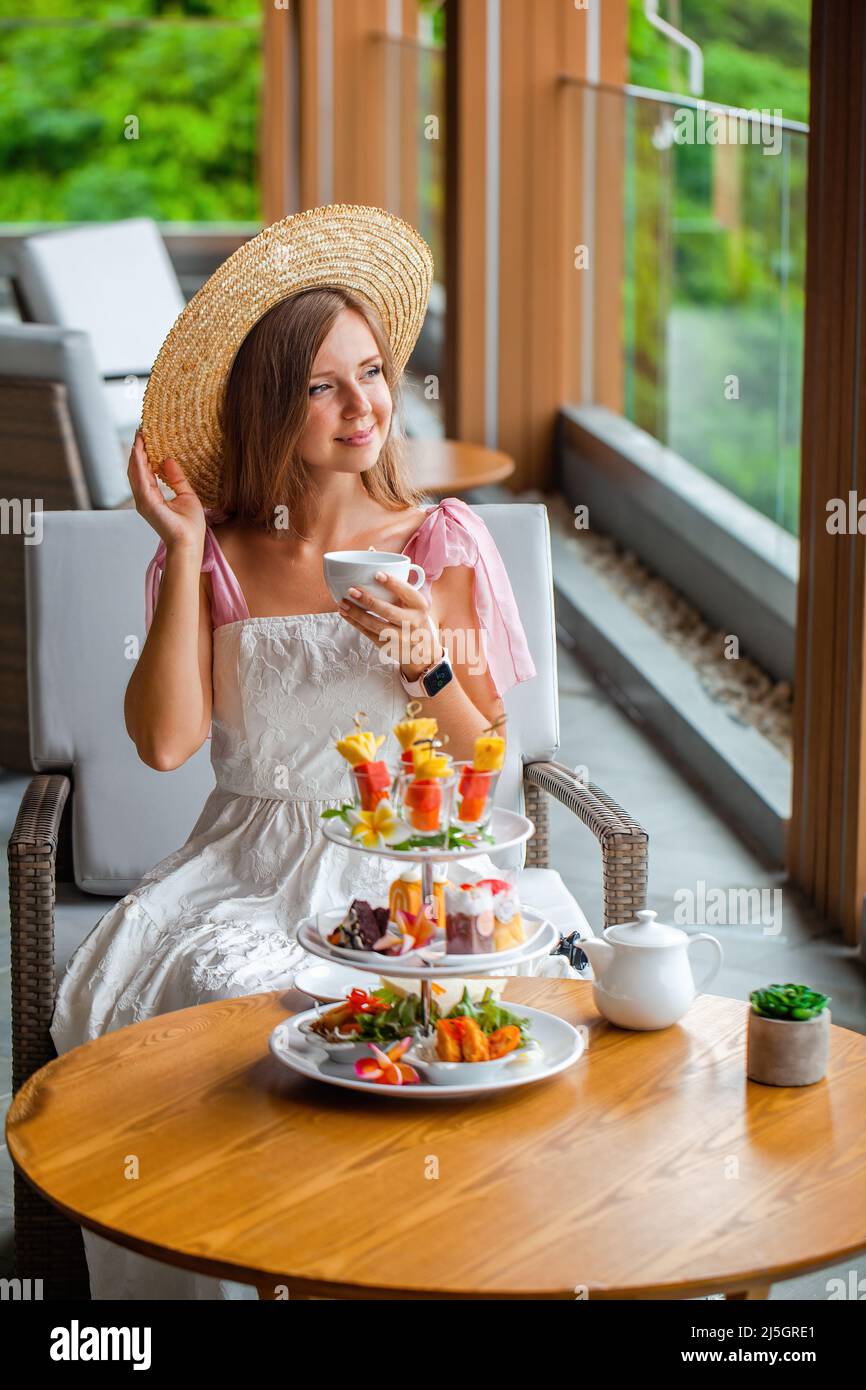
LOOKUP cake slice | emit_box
[327,899,389,951]
[444,883,495,954]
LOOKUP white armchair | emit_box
[14,217,185,453]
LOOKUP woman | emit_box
[49,206,571,1300]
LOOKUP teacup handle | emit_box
[406,562,426,591]
[687,933,723,993]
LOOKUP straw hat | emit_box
[140,204,433,508]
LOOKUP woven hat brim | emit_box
[141,204,433,509]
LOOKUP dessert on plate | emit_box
[444,882,496,954]
[327,899,389,952]
[326,897,437,956]
[475,876,525,951]
[387,862,448,928]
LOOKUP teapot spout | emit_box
[578,935,615,981]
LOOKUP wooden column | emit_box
[332,0,389,206]
[789,0,866,945]
[296,0,322,210]
[449,0,627,488]
[261,1,297,223]
[294,0,423,212]
[397,2,422,231]
[444,0,488,444]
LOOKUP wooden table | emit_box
[405,438,515,494]
[7,980,866,1300]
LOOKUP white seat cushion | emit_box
[515,867,591,937]
[16,217,185,377]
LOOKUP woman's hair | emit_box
[217,286,423,529]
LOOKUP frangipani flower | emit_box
[346,799,412,849]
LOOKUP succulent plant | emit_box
[750,983,830,1021]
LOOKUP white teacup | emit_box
[323,550,426,606]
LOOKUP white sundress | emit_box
[48,497,567,1300]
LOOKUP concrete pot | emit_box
[747,1009,830,1086]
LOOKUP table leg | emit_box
[726,1286,771,1300]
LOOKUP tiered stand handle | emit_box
[321,809,535,1026]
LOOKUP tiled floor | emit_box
[2,643,864,1298]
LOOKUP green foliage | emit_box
[750,983,830,1020]
[624,1,810,534]
[0,1,261,221]
[628,0,810,123]
[417,0,446,49]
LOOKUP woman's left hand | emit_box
[338,572,444,682]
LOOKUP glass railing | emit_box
[380,33,446,437]
[563,79,807,537]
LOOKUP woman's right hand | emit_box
[128,429,206,555]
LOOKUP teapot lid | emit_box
[606,908,684,947]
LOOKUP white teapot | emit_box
[579,909,723,1030]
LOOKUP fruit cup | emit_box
[351,760,392,812]
[453,761,501,829]
[400,768,456,837]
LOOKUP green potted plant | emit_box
[747,983,831,1086]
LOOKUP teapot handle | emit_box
[687,933,723,993]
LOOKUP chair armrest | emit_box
[524,760,648,929]
[8,773,70,1093]
[8,773,92,1297]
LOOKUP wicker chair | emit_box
[9,506,648,1299]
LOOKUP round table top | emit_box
[404,438,515,493]
[8,981,866,1300]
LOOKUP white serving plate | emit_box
[297,908,558,977]
[321,807,534,861]
[312,903,547,965]
[269,1002,585,1099]
[293,962,376,1003]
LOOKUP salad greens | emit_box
[324,985,530,1046]
[446,987,531,1043]
[349,987,430,1044]
[320,805,495,851]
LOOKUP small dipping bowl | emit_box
[405,1035,541,1086]
[297,1019,374,1066]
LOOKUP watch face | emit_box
[422,659,453,697]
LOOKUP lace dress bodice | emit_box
[210,612,402,802]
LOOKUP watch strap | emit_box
[400,647,452,697]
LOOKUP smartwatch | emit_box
[400,647,454,698]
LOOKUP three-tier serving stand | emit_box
[299,808,559,1024]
